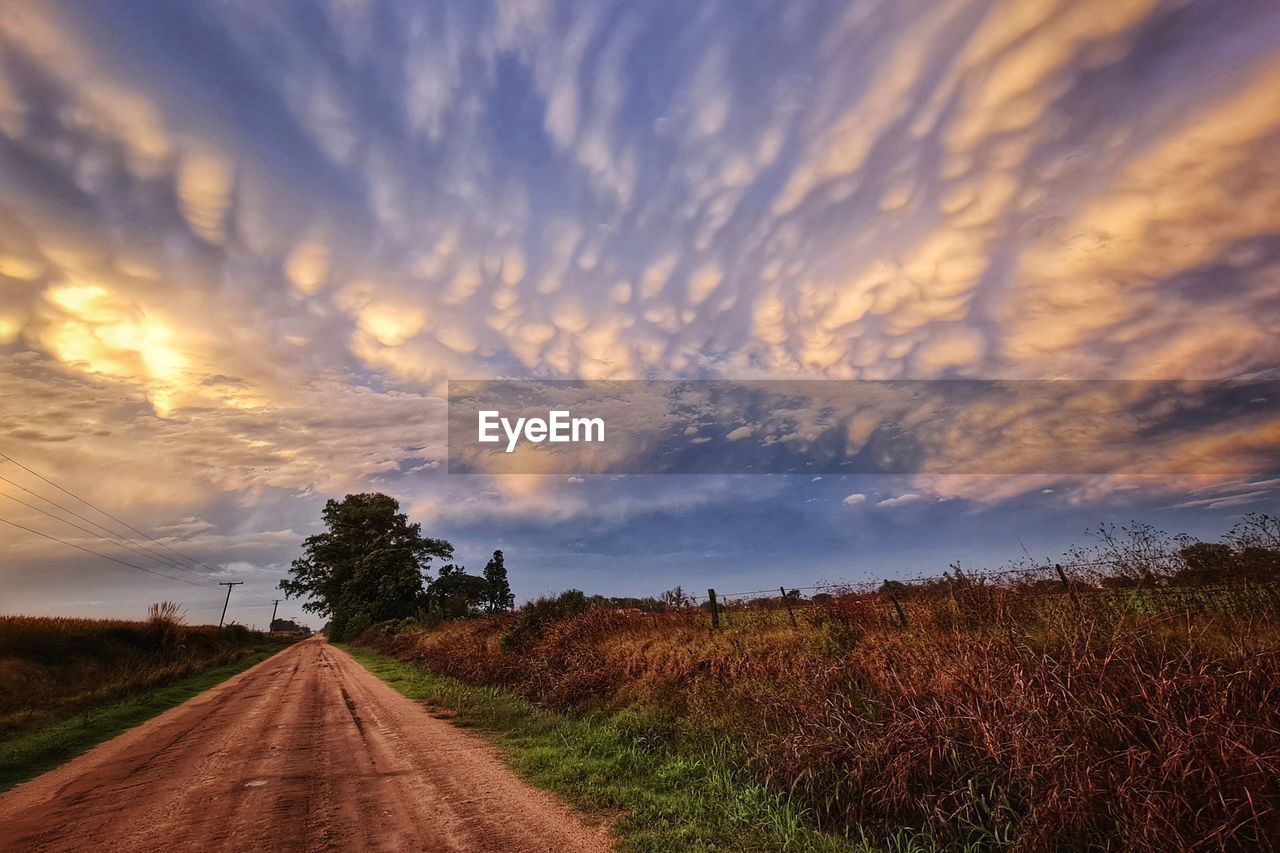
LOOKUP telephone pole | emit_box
[218,581,243,629]
[270,599,281,630]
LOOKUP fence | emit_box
[683,551,1280,630]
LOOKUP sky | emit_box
[1,0,1278,628]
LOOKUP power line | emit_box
[0,505,286,611]
[1,462,307,619]
[0,478,208,578]
[0,453,220,574]
[0,489,197,573]
[0,490,290,616]
[0,514,219,589]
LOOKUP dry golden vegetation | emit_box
[365,518,1280,850]
[0,604,277,733]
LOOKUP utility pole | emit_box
[270,599,281,631]
[218,581,243,629]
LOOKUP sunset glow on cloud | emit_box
[1,0,1277,623]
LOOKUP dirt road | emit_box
[0,638,613,852]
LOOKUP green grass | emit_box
[342,643,889,852]
[0,646,284,792]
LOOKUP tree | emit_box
[482,550,514,613]
[879,579,909,596]
[270,617,311,636]
[1175,541,1236,585]
[1226,514,1280,580]
[425,564,492,618]
[279,493,452,640]
[659,585,691,609]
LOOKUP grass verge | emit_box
[0,646,284,793]
[342,643,892,853]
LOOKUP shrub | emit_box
[144,601,186,658]
[499,589,591,650]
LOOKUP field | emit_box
[362,522,1280,850]
[0,606,283,734]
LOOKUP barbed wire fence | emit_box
[660,549,1280,630]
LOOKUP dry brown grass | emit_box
[368,556,1280,849]
[0,609,272,732]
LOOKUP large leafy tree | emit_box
[279,493,452,639]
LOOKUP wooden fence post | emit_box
[780,586,798,627]
[891,595,907,627]
[707,588,720,629]
[1056,563,1080,608]
[885,580,908,627]
[880,581,911,627]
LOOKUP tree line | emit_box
[283,494,1280,642]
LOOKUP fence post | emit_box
[707,588,720,629]
[885,580,908,627]
[780,586,798,627]
[1056,563,1080,608]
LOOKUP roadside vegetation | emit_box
[350,513,1280,851]
[342,643,883,852]
[0,603,288,789]
[0,603,282,732]
[0,649,279,791]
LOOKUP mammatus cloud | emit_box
[0,0,1278,607]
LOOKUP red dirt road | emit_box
[0,638,613,852]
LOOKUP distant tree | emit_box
[879,579,909,596]
[1226,514,1280,580]
[270,617,311,635]
[279,493,452,640]
[659,585,691,609]
[591,595,664,612]
[426,564,492,618]
[482,550,514,613]
[1236,547,1280,580]
[1175,541,1236,585]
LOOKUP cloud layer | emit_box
[1,0,1278,616]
